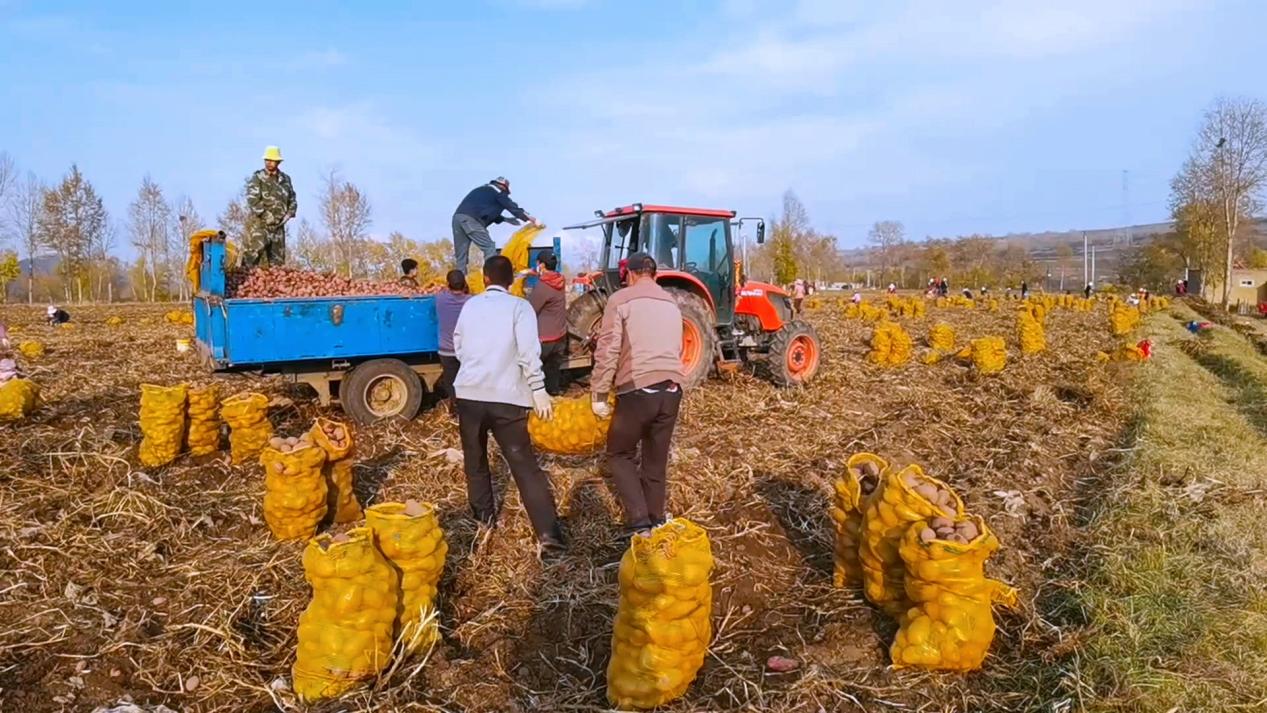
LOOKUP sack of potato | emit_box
[859,464,965,617]
[185,384,221,456]
[17,341,45,360]
[261,436,329,540]
[829,453,885,588]
[1109,302,1140,336]
[528,395,613,455]
[138,383,188,468]
[105,315,125,327]
[164,309,195,325]
[960,336,1006,375]
[220,392,273,464]
[867,321,912,367]
[293,529,399,702]
[366,500,448,654]
[890,514,1018,671]
[309,418,361,523]
[607,519,713,710]
[0,378,40,421]
[928,323,955,354]
[1017,311,1045,355]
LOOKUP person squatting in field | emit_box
[591,251,686,536]
[242,145,297,268]
[452,255,565,559]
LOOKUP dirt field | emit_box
[1,299,1140,712]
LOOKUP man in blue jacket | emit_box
[452,177,541,273]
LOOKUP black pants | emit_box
[606,386,682,530]
[456,399,560,539]
[540,339,567,395]
[437,355,460,405]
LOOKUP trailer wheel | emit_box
[342,359,424,424]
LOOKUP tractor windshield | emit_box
[639,213,681,269]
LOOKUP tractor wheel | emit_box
[762,320,822,387]
[666,287,716,389]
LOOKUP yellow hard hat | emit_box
[262,146,283,162]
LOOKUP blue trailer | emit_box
[193,231,571,423]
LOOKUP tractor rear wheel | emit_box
[762,320,822,387]
[666,287,716,389]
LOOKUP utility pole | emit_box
[1082,231,1088,284]
[1091,246,1097,285]
[1122,169,1132,245]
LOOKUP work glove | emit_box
[591,399,612,419]
[530,217,544,228]
[532,390,554,421]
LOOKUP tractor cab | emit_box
[564,203,819,388]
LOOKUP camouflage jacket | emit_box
[245,169,297,228]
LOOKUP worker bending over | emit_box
[452,176,540,273]
[528,251,567,395]
[242,146,297,267]
[453,255,565,558]
[591,252,685,536]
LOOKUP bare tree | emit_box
[868,220,905,285]
[37,165,108,302]
[127,175,172,301]
[319,169,373,277]
[5,172,43,303]
[293,218,335,272]
[0,152,15,226]
[217,190,250,255]
[1190,97,1267,307]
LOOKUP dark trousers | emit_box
[540,339,567,395]
[606,386,682,530]
[456,399,560,539]
[437,355,460,406]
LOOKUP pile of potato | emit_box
[867,320,913,367]
[226,266,442,299]
[902,468,959,518]
[918,516,980,545]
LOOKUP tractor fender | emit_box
[735,281,792,332]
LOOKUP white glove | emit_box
[532,390,554,420]
[530,217,544,228]
[591,399,612,419]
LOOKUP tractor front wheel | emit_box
[762,320,822,387]
[666,287,716,390]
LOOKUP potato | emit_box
[404,499,424,517]
[914,483,939,501]
[930,516,953,530]
[919,527,936,543]
[957,521,979,541]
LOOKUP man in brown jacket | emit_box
[527,252,568,395]
[591,252,685,535]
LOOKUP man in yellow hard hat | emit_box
[242,146,297,267]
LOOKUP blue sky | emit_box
[1,0,1264,258]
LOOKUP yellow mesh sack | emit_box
[830,453,887,588]
[185,384,221,456]
[890,514,1018,671]
[467,271,485,295]
[867,321,912,367]
[261,443,328,540]
[164,309,194,325]
[18,341,45,360]
[987,298,1000,312]
[310,418,361,523]
[1109,303,1140,336]
[220,392,273,464]
[1017,311,1045,355]
[105,315,125,327]
[860,465,965,617]
[366,501,448,654]
[0,378,39,421]
[928,323,955,353]
[969,337,1006,375]
[138,383,188,467]
[293,529,398,702]
[528,394,613,455]
[607,519,713,710]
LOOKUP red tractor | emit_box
[564,203,821,388]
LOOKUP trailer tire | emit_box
[341,359,424,424]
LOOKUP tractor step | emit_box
[716,358,742,375]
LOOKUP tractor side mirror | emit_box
[756,222,766,244]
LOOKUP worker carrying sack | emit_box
[830,452,886,588]
[860,464,965,617]
[138,383,188,468]
[261,439,328,541]
[220,392,273,464]
[607,519,713,710]
[185,384,221,456]
[309,418,361,523]
[293,529,398,701]
[366,500,448,654]
[890,514,1018,671]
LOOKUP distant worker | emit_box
[452,177,541,273]
[435,269,471,413]
[399,259,420,289]
[962,288,974,300]
[242,146,297,267]
[0,322,9,350]
[528,251,568,396]
[46,304,70,326]
[792,279,807,315]
[452,255,564,558]
[851,291,863,305]
[591,252,685,536]
[887,282,897,295]
[0,356,18,384]
[1020,281,1029,299]
[1085,282,1093,299]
